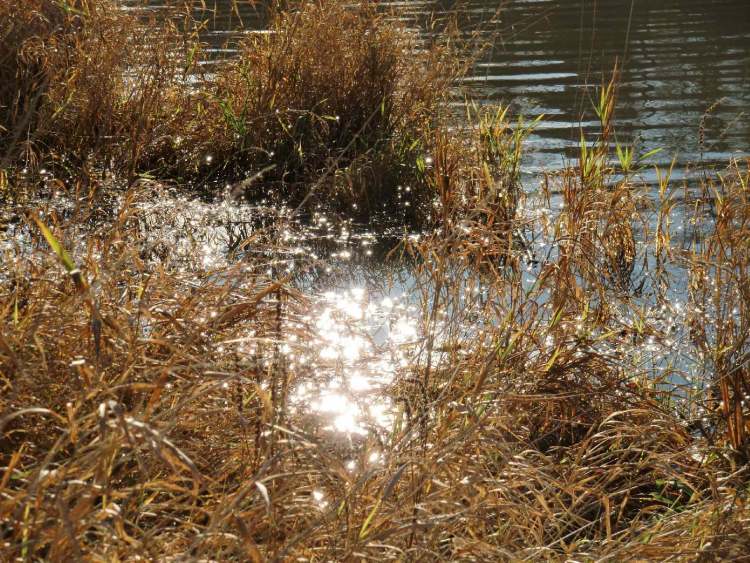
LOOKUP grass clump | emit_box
[1,0,462,224]
[0,0,187,178]
[143,0,460,223]
[210,2,450,209]
[688,164,750,460]
[2,1,750,561]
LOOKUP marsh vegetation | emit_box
[1,0,749,560]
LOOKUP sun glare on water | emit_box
[290,286,418,435]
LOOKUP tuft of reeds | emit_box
[0,0,202,193]
[687,161,750,461]
[1,0,463,224]
[2,1,750,560]
[214,1,451,199]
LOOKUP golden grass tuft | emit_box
[1,0,462,223]
[1,2,750,561]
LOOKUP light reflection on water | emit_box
[20,0,744,444]
[2,169,731,446]
[122,186,709,437]
[127,189,424,436]
[291,285,419,435]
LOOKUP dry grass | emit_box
[3,162,750,559]
[688,164,750,460]
[0,0,194,183]
[1,1,750,561]
[201,0,454,210]
[1,0,461,222]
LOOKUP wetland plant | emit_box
[1,1,749,560]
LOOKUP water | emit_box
[180,0,750,179]
[118,0,750,437]
[461,0,750,182]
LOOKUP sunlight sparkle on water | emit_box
[290,285,418,436]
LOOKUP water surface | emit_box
[181,0,750,179]
[119,0,750,437]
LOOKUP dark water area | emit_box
[454,0,749,175]
[157,0,750,184]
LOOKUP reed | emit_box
[1,1,749,560]
[687,161,750,460]
[1,0,462,223]
[3,146,750,562]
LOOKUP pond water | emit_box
[455,0,750,178]
[119,0,749,437]
[183,0,750,181]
